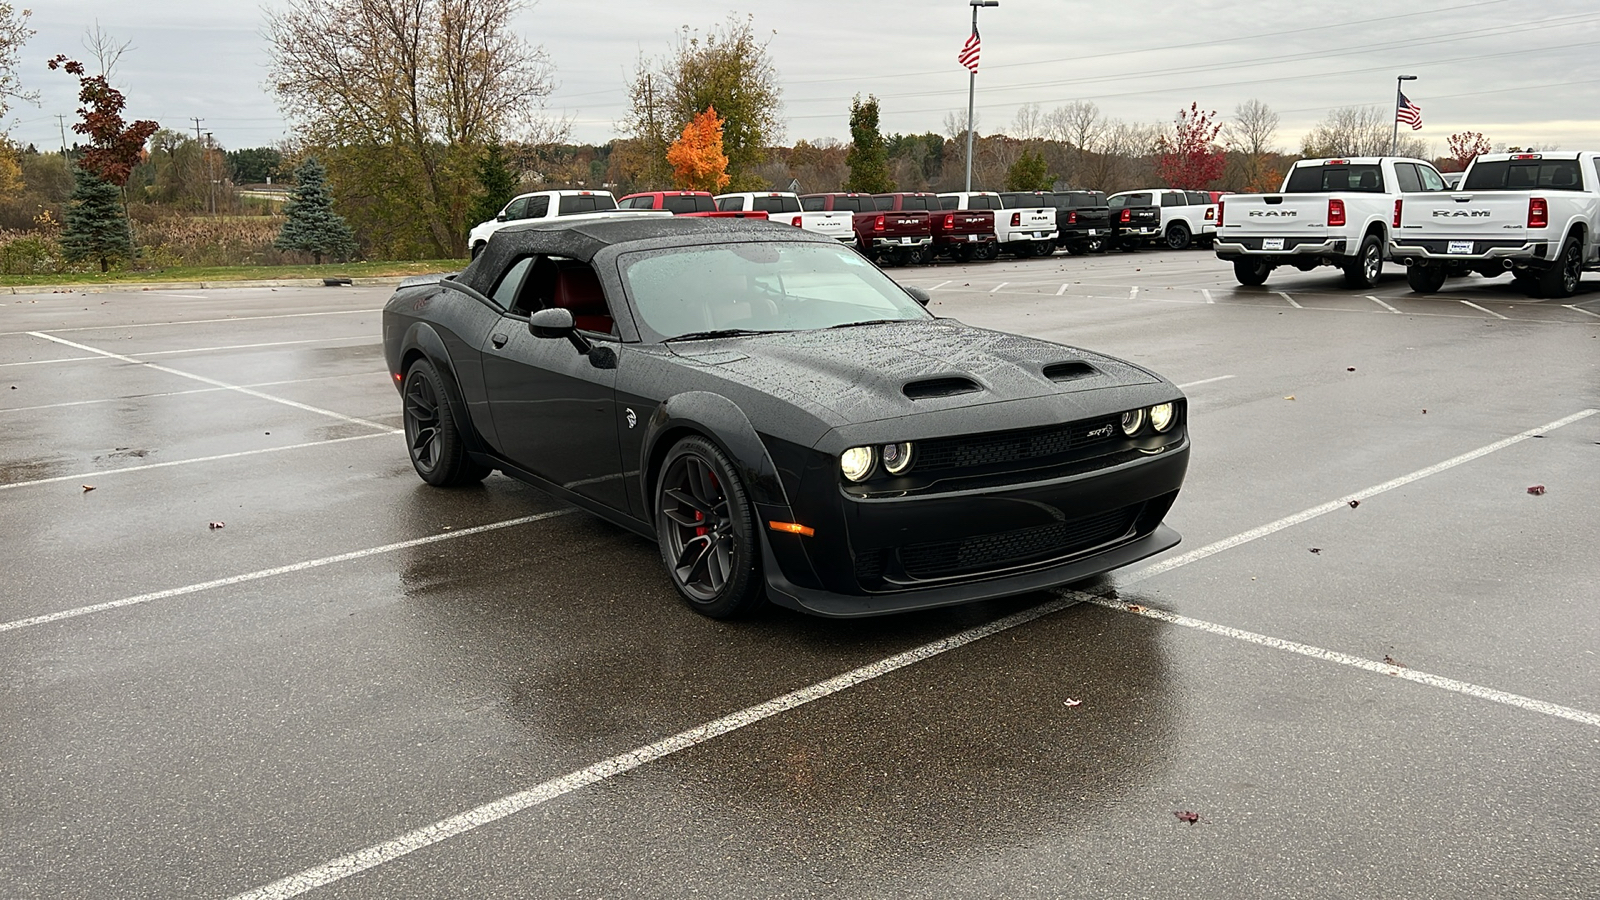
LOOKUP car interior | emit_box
[501,256,616,335]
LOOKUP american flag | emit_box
[1396,93,1423,130]
[958,30,980,73]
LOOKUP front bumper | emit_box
[1389,238,1548,263]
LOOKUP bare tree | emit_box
[268,0,562,257]
[0,3,35,122]
[1226,99,1279,192]
[1301,105,1427,159]
[82,20,132,79]
[1009,102,1047,142]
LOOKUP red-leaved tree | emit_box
[47,55,158,186]
[1445,131,1491,173]
[1155,103,1225,190]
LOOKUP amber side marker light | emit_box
[767,521,815,537]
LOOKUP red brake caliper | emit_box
[695,510,706,537]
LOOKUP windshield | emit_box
[619,242,930,339]
[1462,159,1585,191]
[1285,164,1384,193]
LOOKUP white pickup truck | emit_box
[468,190,664,258]
[1108,188,1218,250]
[1389,151,1600,298]
[719,191,855,243]
[939,191,1057,257]
[1214,157,1448,288]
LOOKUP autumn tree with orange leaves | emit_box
[667,106,730,192]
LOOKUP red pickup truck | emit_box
[875,192,995,262]
[802,192,931,266]
[617,191,768,219]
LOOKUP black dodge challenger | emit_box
[383,216,1188,618]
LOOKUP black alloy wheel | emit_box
[975,241,999,261]
[1086,237,1106,254]
[655,436,763,618]
[907,244,933,266]
[1343,234,1383,289]
[1406,263,1448,294]
[402,359,491,487]
[1165,222,1192,251]
[1232,258,1271,286]
[1536,236,1583,298]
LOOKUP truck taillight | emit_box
[943,214,955,229]
[1067,211,1077,225]
[1392,199,1403,228]
[1119,208,1131,223]
[1327,198,1346,227]
[874,215,885,231]
[1217,200,1224,227]
[1010,212,1021,227]
[1204,207,1215,220]
[791,215,803,227]
[1528,197,1548,228]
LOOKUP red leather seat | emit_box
[550,266,614,335]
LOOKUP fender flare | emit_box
[639,391,793,518]
[398,321,490,455]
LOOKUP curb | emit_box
[5,275,431,295]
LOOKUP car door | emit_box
[480,256,627,510]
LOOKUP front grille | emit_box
[897,505,1141,580]
[915,416,1120,472]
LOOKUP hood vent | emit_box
[1043,361,1098,383]
[903,376,982,400]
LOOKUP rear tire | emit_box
[1011,241,1036,258]
[402,359,491,487]
[1342,234,1384,289]
[974,241,999,261]
[1233,258,1271,286]
[1535,236,1582,299]
[654,436,765,619]
[1164,222,1192,251]
[469,242,485,260]
[906,244,932,266]
[1406,264,1448,294]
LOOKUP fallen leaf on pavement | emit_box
[81,485,95,492]
[1126,604,1146,613]
[1348,500,1360,508]
[1347,366,1355,372]
[1174,811,1200,824]
[1063,698,1083,707]
[1383,655,1406,668]
[1527,485,1546,495]
[208,521,225,530]
[1309,547,1322,554]
[1284,395,1296,401]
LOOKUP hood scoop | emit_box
[903,376,983,400]
[1043,361,1098,383]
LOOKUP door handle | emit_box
[491,332,508,349]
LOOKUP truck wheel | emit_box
[954,246,976,263]
[1535,236,1583,298]
[1406,264,1448,294]
[1342,234,1383,289]
[975,242,999,261]
[1011,241,1036,259]
[1033,240,1055,257]
[1062,242,1085,256]
[1087,238,1106,254]
[907,244,932,266]
[469,242,485,260]
[1233,258,1271,286]
[1118,240,1140,253]
[1164,222,1191,251]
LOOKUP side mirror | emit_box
[495,213,507,222]
[528,307,592,355]
[904,286,931,307]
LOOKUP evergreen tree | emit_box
[274,157,356,264]
[1005,149,1053,191]
[60,167,133,273]
[467,143,518,226]
[845,94,894,193]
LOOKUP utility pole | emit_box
[964,0,999,193]
[204,131,217,215]
[56,115,69,155]
[1390,75,1416,157]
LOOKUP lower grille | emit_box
[896,504,1141,580]
[915,416,1120,472]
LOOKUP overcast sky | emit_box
[16,0,1600,156]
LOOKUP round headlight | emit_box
[840,446,876,482]
[882,442,914,475]
[1150,402,1176,433]
[1120,408,1146,436]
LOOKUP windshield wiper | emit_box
[662,328,777,342]
[829,318,908,329]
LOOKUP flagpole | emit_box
[1391,74,1416,156]
[964,0,998,193]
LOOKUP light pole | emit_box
[964,0,998,193]
[1391,75,1417,157]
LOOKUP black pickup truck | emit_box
[1002,191,1112,255]
[1106,191,1163,252]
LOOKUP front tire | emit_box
[1165,222,1191,250]
[1233,258,1271,286]
[1342,234,1383,289]
[655,436,764,618]
[402,359,491,487]
[1536,236,1582,298]
[1406,264,1448,294]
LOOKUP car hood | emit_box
[665,319,1162,426]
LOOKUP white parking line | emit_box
[1566,304,1600,319]
[1367,295,1401,314]
[222,406,1600,900]
[989,282,1009,294]
[1276,291,1302,309]
[0,432,397,492]
[1129,286,1139,300]
[929,280,951,290]
[138,337,369,358]
[0,372,391,415]
[0,308,384,338]
[0,510,574,635]
[1459,299,1509,320]
[1056,283,1069,296]
[0,355,102,368]
[1201,289,1214,304]
[27,333,396,434]
[1176,375,1235,389]
[1073,594,1600,728]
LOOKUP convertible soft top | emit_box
[463,215,830,296]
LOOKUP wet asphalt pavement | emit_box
[2,252,1598,898]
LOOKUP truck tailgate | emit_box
[1222,194,1333,236]
[936,210,993,236]
[1397,192,1531,244]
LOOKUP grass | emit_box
[0,259,467,287]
